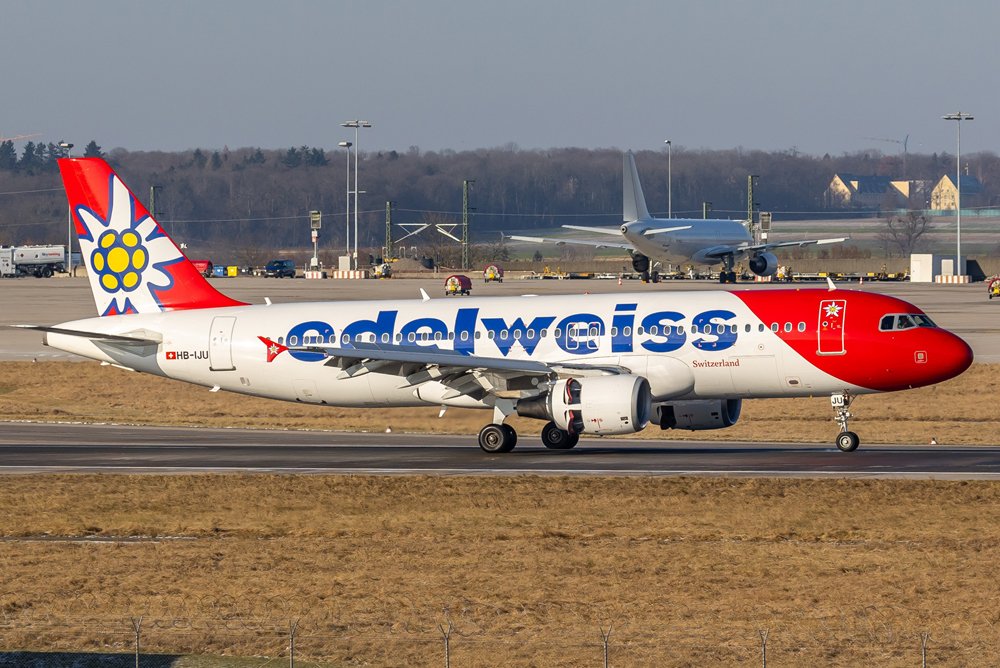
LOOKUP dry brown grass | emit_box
[0,361,997,444]
[0,475,999,665]
[2,362,999,664]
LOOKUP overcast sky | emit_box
[4,0,997,157]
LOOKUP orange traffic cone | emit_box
[618,275,622,286]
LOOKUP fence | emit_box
[0,614,985,666]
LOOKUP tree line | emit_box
[1,142,997,260]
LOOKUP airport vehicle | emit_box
[988,276,1000,300]
[0,245,65,278]
[22,158,973,454]
[510,152,847,283]
[445,274,472,295]
[264,259,297,278]
[190,260,213,277]
[483,264,504,283]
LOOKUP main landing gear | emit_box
[719,254,738,284]
[476,421,579,453]
[831,391,860,452]
[478,423,517,453]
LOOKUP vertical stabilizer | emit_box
[623,150,651,222]
[58,158,245,316]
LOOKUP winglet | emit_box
[826,276,837,291]
[420,288,431,302]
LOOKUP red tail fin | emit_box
[58,158,245,315]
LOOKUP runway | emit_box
[3,422,1000,479]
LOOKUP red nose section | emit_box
[912,329,974,388]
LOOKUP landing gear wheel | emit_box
[478,423,517,453]
[836,431,860,452]
[830,391,860,452]
[640,270,650,283]
[541,421,579,450]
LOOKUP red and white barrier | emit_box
[328,270,369,279]
[934,275,971,284]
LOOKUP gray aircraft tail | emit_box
[623,150,651,222]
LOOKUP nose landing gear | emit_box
[831,391,860,452]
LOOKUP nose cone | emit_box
[917,330,974,387]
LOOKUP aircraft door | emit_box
[817,300,847,356]
[209,316,237,371]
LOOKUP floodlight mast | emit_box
[341,121,372,270]
[338,141,352,257]
[942,112,974,276]
[58,141,74,275]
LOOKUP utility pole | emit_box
[385,201,394,261]
[462,180,475,271]
[747,175,760,243]
[149,185,162,219]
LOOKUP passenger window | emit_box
[745,324,751,333]
[475,331,481,339]
[407,332,415,342]
[649,325,659,336]
[758,324,765,332]
[488,331,495,340]
[784,322,792,333]
[395,333,402,342]
[527,329,535,339]
[798,322,806,332]
[289,335,298,345]
[771,323,779,332]
[637,326,645,336]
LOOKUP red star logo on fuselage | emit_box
[258,336,288,363]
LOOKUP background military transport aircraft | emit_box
[18,158,972,453]
[511,151,847,283]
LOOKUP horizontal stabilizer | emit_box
[561,224,625,236]
[12,324,162,344]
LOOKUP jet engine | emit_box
[653,399,742,430]
[748,251,778,277]
[517,375,652,435]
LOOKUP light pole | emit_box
[664,139,672,218]
[58,141,74,275]
[341,120,372,270]
[338,140,352,259]
[943,112,973,276]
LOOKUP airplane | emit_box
[510,151,848,283]
[18,158,972,455]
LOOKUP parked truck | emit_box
[0,245,66,278]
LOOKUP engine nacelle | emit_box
[748,251,778,277]
[653,399,742,431]
[517,375,651,435]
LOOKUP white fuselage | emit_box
[45,292,857,410]
[622,219,751,267]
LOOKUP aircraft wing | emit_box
[11,324,162,343]
[702,237,850,259]
[506,234,634,251]
[741,236,849,253]
[284,340,630,401]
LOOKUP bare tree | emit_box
[878,210,932,256]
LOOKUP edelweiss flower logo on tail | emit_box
[76,174,183,316]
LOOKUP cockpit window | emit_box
[879,313,937,331]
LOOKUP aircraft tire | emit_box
[479,424,516,453]
[836,431,860,452]
[541,421,578,450]
[501,424,518,450]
